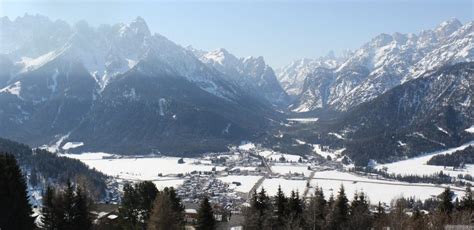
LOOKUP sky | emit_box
[0,0,472,68]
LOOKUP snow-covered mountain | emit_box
[334,62,474,165]
[282,18,473,112]
[276,51,346,96]
[191,48,289,106]
[0,15,278,154]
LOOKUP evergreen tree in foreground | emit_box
[0,153,35,230]
[41,185,57,229]
[196,196,216,230]
[305,187,327,230]
[41,182,93,230]
[326,185,349,230]
[147,191,182,230]
[273,185,289,229]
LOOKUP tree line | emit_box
[427,146,474,168]
[242,184,474,230]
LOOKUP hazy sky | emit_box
[0,0,472,67]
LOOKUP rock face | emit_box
[0,15,278,154]
[333,62,474,165]
[279,18,472,112]
[192,48,290,107]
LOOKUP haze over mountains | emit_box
[0,14,472,165]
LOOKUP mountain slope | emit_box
[334,62,473,165]
[285,18,472,113]
[194,48,289,107]
[0,15,279,154]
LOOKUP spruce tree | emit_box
[71,186,92,230]
[119,183,141,229]
[438,187,454,215]
[0,153,35,230]
[196,196,216,230]
[163,187,184,225]
[61,180,76,229]
[288,190,304,229]
[348,191,372,229]
[273,185,288,229]
[41,185,57,229]
[461,185,474,212]
[305,187,326,230]
[326,185,349,230]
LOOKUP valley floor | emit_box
[59,140,474,210]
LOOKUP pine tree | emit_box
[196,196,216,230]
[163,187,184,225]
[71,186,92,230]
[137,181,158,223]
[288,190,304,229]
[438,187,454,215]
[30,167,38,187]
[244,188,273,230]
[305,187,326,230]
[119,183,141,229]
[0,153,35,230]
[61,180,76,229]
[348,191,372,229]
[326,185,349,230]
[273,185,289,229]
[41,185,57,229]
[461,185,474,212]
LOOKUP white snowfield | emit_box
[466,125,474,133]
[61,142,84,150]
[218,175,263,193]
[0,81,21,96]
[271,164,311,176]
[152,179,185,190]
[375,141,474,178]
[309,170,464,205]
[287,117,319,123]
[62,153,224,181]
[258,178,308,196]
[258,150,302,162]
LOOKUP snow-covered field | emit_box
[62,153,225,181]
[466,125,474,133]
[152,179,185,190]
[312,144,345,160]
[258,150,302,162]
[309,170,464,204]
[218,175,263,193]
[258,178,308,196]
[271,164,311,176]
[375,141,474,178]
[287,117,319,123]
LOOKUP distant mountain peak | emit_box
[120,16,151,37]
[435,18,463,39]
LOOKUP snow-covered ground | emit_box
[287,118,319,123]
[152,179,185,190]
[312,144,345,160]
[238,142,256,151]
[218,175,263,193]
[62,153,224,181]
[62,142,84,150]
[258,150,302,162]
[466,125,474,133]
[271,164,311,176]
[375,141,474,178]
[309,170,464,204]
[258,178,308,196]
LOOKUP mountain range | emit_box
[0,14,472,165]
